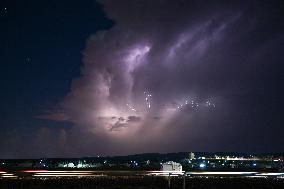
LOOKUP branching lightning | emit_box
[143,91,152,109]
[176,99,215,111]
[126,103,136,112]
[125,90,216,114]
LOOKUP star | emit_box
[2,7,7,14]
[26,57,31,63]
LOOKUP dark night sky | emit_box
[0,0,283,158]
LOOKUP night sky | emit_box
[0,0,283,158]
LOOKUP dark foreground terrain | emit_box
[0,176,284,189]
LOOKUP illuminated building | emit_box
[161,161,182,171]
[189,152,195,160]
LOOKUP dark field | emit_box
[0,176,284,189]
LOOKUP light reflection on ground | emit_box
[0,170,283,179]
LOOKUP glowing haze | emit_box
[2,0,283,158]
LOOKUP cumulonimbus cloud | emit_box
[33,0,284,157]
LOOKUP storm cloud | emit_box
[22,0,284,157]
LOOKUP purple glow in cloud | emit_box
[29,0,284,157]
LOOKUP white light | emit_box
[36,173,91,175]
[256,173,284,176]
[188,172,258,175]
[23,170,95,173]
[33,175,97,177]
[199,163,206,168]
[1,176,18,178]
[126,46,150,62]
